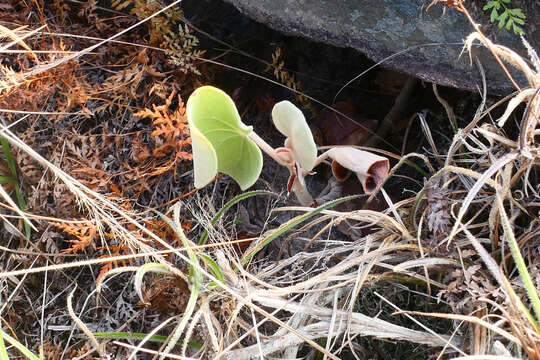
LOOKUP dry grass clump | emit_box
[0,1,539,359]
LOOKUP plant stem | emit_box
[291,176,314,206]
[248,131,314,206]
[458,3,521,91]
[248,131,288,166]
[313,150,332,168]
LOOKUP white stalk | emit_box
[291,175,314,206]
[248,131,289,166]
[249,132,314,206]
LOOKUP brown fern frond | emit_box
[133,92,192,165]
[53,220,98,253]
[165,24,204,75]
[266,45,312,112]
[96,243,131,283]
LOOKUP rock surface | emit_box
[221,0,538,94]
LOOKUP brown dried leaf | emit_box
[53,220,97,253]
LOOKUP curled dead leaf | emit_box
[326,147,389,194]
[331,160,351,182]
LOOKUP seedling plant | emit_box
[186,86,390,206]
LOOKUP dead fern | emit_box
[133,91,192,178]
[164,23,204,75]
[112,0,203,74]
[53,220,98,254]
[266,45,312,112]
[424,177,453,244]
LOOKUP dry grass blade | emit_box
[464,32,538,88]
[2,1,539,357]
[418,111,444,167]
[224,296,459,359]
[497,88,536,127]
[405,311,521,347]
[66,287,104,357]
[0,24,41,62]
[114,341,196,360]
[0,179,36,232]
[444,154,517,245]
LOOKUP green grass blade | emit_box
[0,327,8,360]
[14,184,31,239]
[156,210,201,358]
[0,136,31,239]
[241,195,359,264]
[162,282,198,357]
[198,190,277,245]
[0,328,40,360]
[0,136,17,177]
[0,176,16,184]
[497,193,540,331]
[198,253,224,285]
[158,211,201,284]
[93,332,202,349]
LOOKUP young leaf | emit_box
[188,123,218,188]
[505,17,513,30]
[511,8,526,18]
[482,1,496,10]
[490,8,499,22]
[187,86,263,190]
[271,101,317,171]
[498,10,509,27]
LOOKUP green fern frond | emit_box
[483,0,526,35]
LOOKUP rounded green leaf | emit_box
[271,101,317,171]
[187,86,263,190]
[189,123,218,188]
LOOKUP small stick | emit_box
[365,76,417,147]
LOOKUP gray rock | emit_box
[222,0,538,94]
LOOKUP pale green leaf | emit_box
[490,8,499,22]
[513,24,524,34]
[498,10,509,25]
[0,328,40,360]
[271,101,317,171]
[482,1,496,10]
[511,8,526,18]
[482,1,495,11]
[187,86,263,190]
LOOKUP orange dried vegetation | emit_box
[266,45,311,113]
[53,220,98,254]
[133,91,192,178]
